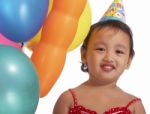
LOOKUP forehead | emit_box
[89,27,130,46]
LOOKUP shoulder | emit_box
[122,92,146,113]
[117,88,145,112]
[132,98,146,114]
[123,93,146,114]
[56,90,74,107]
[53,90,73,114]
[117,87,138,102]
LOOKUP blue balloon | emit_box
[0,0,49,42]
[0,45,39,114]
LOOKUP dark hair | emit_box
[81,20,135,72]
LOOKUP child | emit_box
[53,0,146,114]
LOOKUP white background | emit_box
[27,0,150,113]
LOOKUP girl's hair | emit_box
[81,20,135,72]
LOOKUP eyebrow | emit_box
[94,41,105,46]
[115,44,127,50]
[94,42,128,50]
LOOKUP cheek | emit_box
[119,58,129,68]
[87,54,100,69]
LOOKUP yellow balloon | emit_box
[68,2,91,51]
[25,0,53,51]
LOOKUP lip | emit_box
[100,63,115,72]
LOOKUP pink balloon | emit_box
[0,33,22,49]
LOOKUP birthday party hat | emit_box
[100,0,125,23]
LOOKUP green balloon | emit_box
[0,45,39,114]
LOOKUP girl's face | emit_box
[81,27,132,85]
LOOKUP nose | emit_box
[103,52,113,62]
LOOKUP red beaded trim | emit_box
[104,107,131,114]
[126,98,141,108]
[69,105,97,114]
[69,89,78,106]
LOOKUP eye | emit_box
[96,47,105,51]
[116,50,124,54]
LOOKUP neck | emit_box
[84,78,118,90]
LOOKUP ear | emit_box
[125,57,133,69]
[80,47,87,64]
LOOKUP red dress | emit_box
[68,89,141,114]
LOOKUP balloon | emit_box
[0,45,39,114]
[32,43,66,96]
[31,0,87,97]
[68,2,91,51]
[0,33,22,49]
[24,30,41,51]
[0,0,49,42]
[25,0,53,51]
[25,1,91,52]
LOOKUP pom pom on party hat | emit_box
[100,0,125,23]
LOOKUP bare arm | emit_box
[134,100,146,114]
[53,91,72,114]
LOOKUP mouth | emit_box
[100,63,115,72]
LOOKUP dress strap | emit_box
[69,89,78,106]
[126,98,141,108]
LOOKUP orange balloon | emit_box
[31,0,87,97]
[32,42,66,94]
[41,0,87,48]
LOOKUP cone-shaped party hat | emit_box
[100,0,125,23]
